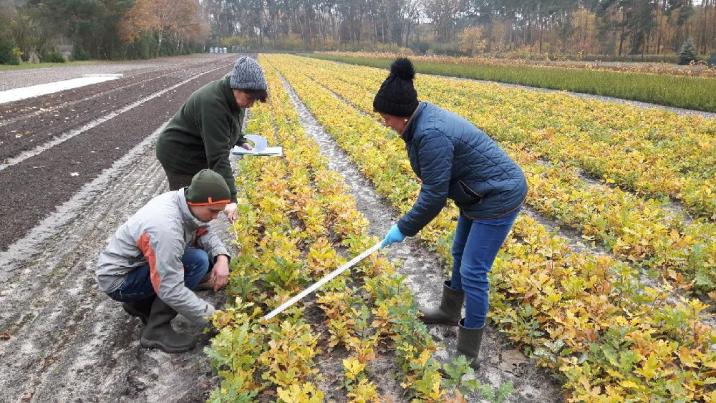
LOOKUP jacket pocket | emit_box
[450,180,483,205]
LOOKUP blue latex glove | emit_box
[381,224,406,248]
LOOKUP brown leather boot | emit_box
[419,281,464,325]
[140,298,196,353]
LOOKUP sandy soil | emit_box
[0,54,230,91]
[0,56,235,250]
[0,54,237,402]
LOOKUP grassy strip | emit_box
[305,53,716,113]
[0,61,98,71]
[268,53,716,402]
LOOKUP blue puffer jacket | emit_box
[397,102,527,237]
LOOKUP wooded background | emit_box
[0,0,714,63]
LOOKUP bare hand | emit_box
[239,142,253,150]
[210,255,230,292]
[224,202,237,222]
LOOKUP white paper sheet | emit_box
[243,134,267,152]
[231,134,283,157]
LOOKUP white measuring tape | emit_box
[262,241,383,321]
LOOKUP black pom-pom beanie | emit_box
[373,58,419,117]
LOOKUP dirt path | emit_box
[0,57,235,251]
[0,129,231,401]
[0,54,227,91]
[0,55,240,402]
[277,73,563,402]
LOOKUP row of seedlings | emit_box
[207,57,492,402]
[287,54,716,299]
[298,55,716,221]
[265,54,716,402]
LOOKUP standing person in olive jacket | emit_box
[156,56,268,221]
[377,58,527,370]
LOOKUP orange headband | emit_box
[186,196,230,206]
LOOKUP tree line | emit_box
[457,0,714,58]
[207,0,714,60]
[0,0,714,64]
[0,0,208,64]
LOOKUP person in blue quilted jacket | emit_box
[376,58,527,370]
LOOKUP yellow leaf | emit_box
[620,380,639,389]
[343,357,365,381]
[636,353,659,381]
[417,349,432,367]
[677,346,698,368]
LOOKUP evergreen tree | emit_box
[0,37,19,64]
[678,37,698,64]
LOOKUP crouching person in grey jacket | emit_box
[95,169,232,353]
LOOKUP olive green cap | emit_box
[185,169,231,206]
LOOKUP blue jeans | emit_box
[108,247,212,302]
[450,209,520,329]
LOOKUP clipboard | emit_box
[231,134,283,157]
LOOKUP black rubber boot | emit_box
[122,297,154,325]
[457,318,485,370]
[140,298,196,353]
[419,281,464,325]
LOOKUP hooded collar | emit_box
[221,76,241,115]
[401,102,427,143]
[177,189,206,229]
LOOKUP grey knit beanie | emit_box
[229,56,267,91]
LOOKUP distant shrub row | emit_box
[309,53,716,113]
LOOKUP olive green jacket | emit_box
[156,76,245,202]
